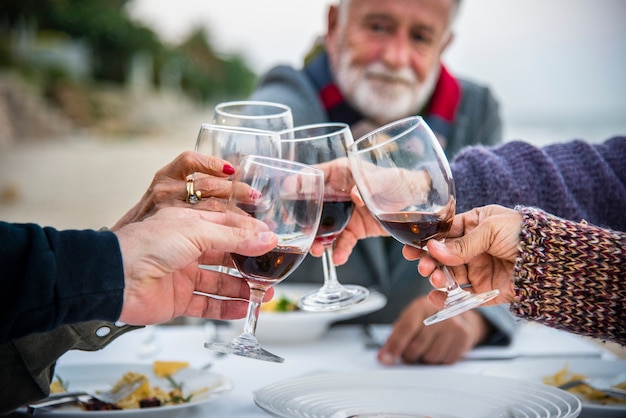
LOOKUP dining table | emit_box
[38,319,620,418]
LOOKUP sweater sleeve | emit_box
[0,222,125,343]
[510,207,626,345]
[451,137,626,232]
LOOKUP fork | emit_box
[27,377,147,414]
[557,372,626,399]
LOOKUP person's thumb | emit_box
[427,223,492,266]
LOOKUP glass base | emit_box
[205,339,284,363]
[423,289,500,326]
[298,284,369,312]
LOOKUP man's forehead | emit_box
[346,0,456,29]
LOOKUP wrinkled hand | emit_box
[405,205,522,308]
[115,207,278,325]
[377,296,491,365]
[112,151,235,230]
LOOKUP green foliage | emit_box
[175,27,256,102]
[0,0,257,102]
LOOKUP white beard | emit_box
[335,52,440,124]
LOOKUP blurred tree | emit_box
[1,0,158,82]
[0,0,257,101]
[177,28,256,101]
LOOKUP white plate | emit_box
[223,283,386,344]
[28,363,232,417]
[483,357,626,418]
[254,369,581,417]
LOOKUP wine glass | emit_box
[281,123,369,311]
[194,124,281,277]
[347,116,499,326]
[195,123,280,168]
[212,100,293,132]
[205,155,324,362]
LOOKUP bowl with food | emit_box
[483,357,626,418]
[24,361,232,416]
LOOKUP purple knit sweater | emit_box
[451,136,626,232]
[450,137,626,343]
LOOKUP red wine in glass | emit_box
[376,212,453,249]
[231,246,307,285]
[316,198,355,245]
[348,116,499,326]
[280,122,369,311]
[204,155,324,363]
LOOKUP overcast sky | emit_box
[126,0,626,143]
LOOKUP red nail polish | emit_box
[222,164,235,175]
[250,189,262,199]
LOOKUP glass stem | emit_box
[241,285,266,339]
[321,243,342,291]
[441,264,468,305]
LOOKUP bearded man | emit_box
[249,0,514,366]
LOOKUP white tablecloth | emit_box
[55,322,613,417]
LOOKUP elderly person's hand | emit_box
[377,295,492,365]
[115,207,278,325]
[406,205,521,308]
[112,151,236,230]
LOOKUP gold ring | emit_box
[186,178,201,204]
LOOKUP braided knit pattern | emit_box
[510,206,626,345]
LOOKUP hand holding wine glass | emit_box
[204,155,324,362]
[348,116,499,326]
[281,123,369,311]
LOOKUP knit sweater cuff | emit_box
[510,206,626,345]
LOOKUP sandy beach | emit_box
[0,117,207,230]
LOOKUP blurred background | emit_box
[1,0,625,230]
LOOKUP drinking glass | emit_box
[195,123,280,168]
[212,100,293,132]
[194,124,281,277]
[347,116,499,326]
[281,123,369,311]
[204,155,324,362]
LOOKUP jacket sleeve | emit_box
[0,321,140,414]
[0,222,125,343]
[451,137,626,232]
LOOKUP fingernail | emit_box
[378,351,396,365]
[258,231,275,243]
[250,189,262,199]
[222,164,235,175]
